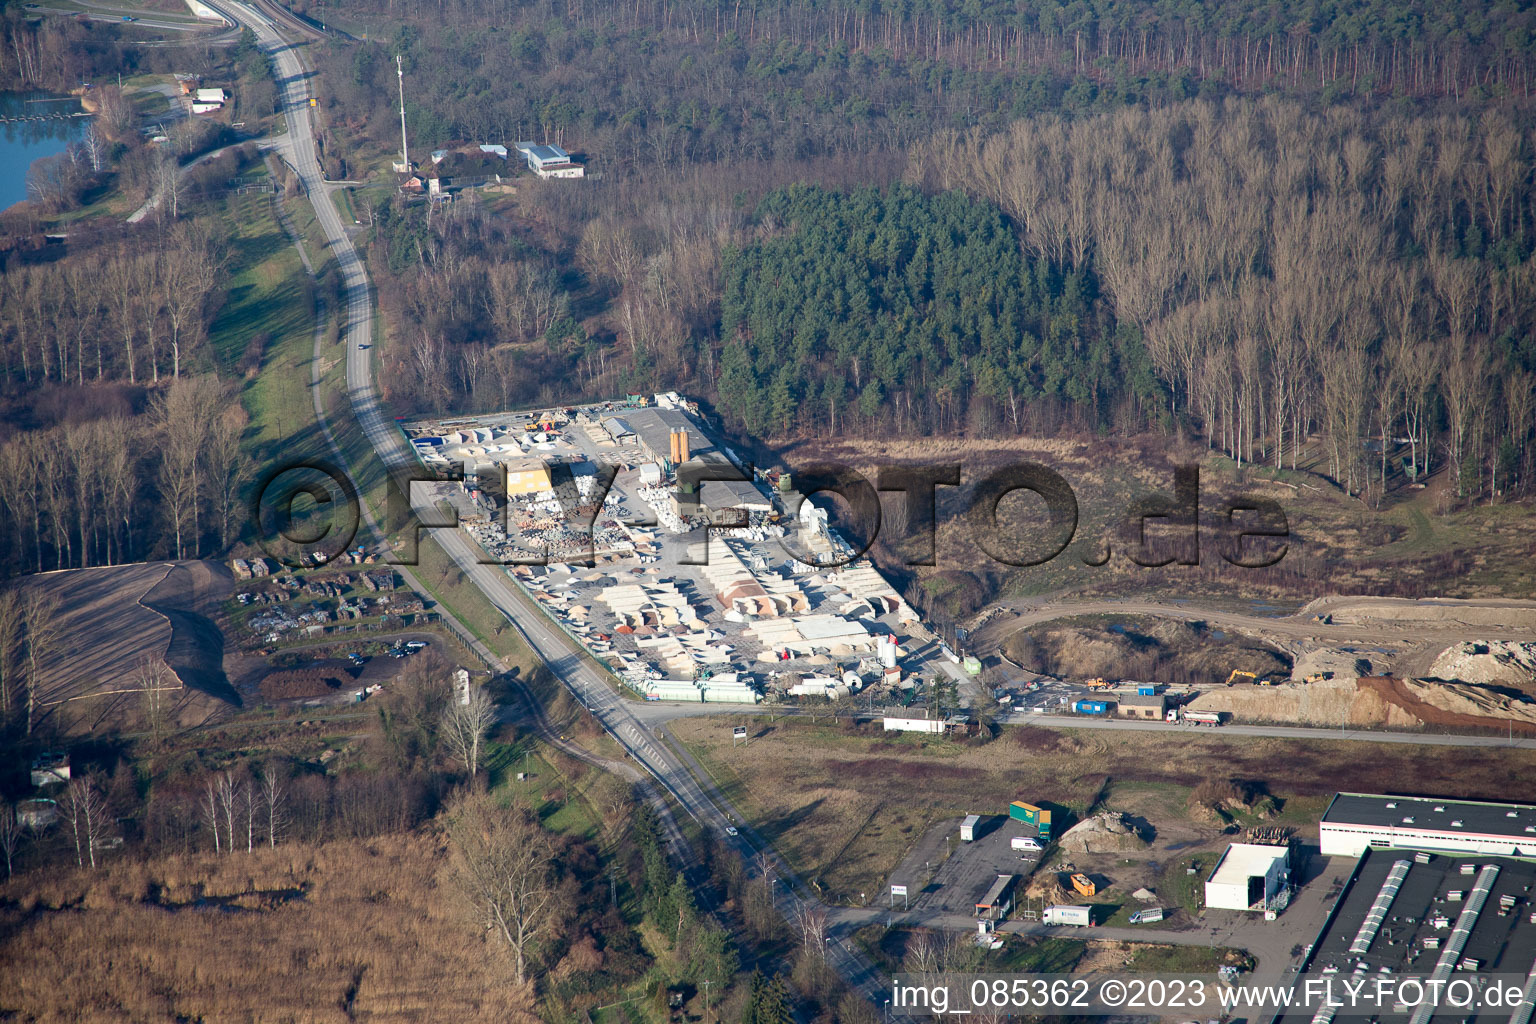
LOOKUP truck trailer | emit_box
[1009,800,1053,839]
[1167,708,1224,726]
[960,814,981,841]
[1042,905,1093,926]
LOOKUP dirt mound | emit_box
[1024,874,1075,902]
[1057,812,1150,854]
[259,668,350,700]
[142,561,238,704]
[1187,676,1421,728]
[1429,641,1536,687]
[1189,673,1536,733]
[1360,676,1536,734]
[1005,617,1289,687]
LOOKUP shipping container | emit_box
[960,814,981,841]
[1136,683,1163,696]
[1073,700,1108,715]
[1008,801,1053,839]
[1042,905,1093,926]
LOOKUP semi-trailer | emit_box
[1008,801,1053,839]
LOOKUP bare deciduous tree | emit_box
[136,656,177,743]
[445,794,558,985]
[0,592,22,721]
[0,803,22,879]
[61,775,110,869]
[21,592,59,736]
[259,762,288,848]
[440,684,495,779]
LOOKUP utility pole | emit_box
[393,55,409,173]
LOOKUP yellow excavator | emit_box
[1226,670,1257,687]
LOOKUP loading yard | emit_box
[403,394,930,705]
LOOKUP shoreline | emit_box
[0,92,89,217]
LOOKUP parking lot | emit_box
[889,814,1045,916]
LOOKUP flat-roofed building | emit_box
[1319,792,1536,857]
[503,458,553,495]
[1203,842,1291,911]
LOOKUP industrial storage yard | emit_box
[402,394,932,707]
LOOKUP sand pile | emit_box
[1024,874,1075,901]
[1187,677,1421,728]
[1057,812,1150,854]
[1429,641,1536,687]
[1397,677,1536,726]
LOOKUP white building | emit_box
[1318,792,1536,857]
[513,142,585,179]
[1204,843,1290,911]
[883,716,944,734]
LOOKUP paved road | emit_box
[624,690,1536,748]
[213,0,889,1002]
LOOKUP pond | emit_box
[0,91,86,212]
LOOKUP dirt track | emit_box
[978,595,1536,673]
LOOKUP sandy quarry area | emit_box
[1189,637,1536,734]
[1299,596,1536,631]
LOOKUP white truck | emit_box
[1129,907,1164,924]
[1042,905,1093,927]
[1166,708,1224,726]
[1011,836,1043,852]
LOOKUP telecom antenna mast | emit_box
[392,55,410,172]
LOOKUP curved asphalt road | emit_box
[209,0,889,1002]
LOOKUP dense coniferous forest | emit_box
[717,184,1158,436]
[286,0,1536,510]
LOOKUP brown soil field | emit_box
[17,560,237,735]
[673,716,1536,901]
[0,833,540,1024]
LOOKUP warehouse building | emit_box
[624,407,713,465]
[1272,850,1536,1024]
[1204,843,1292,911]
[1319,793,1536,857]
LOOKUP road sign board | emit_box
[732,727,748,739]
[890,884,907,896]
